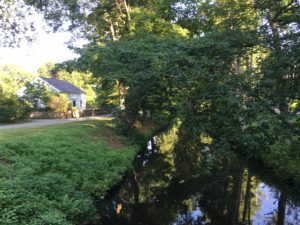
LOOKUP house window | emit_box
[73,100,76,107]
[80,100,82,107]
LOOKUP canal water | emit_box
[89,135,300,225]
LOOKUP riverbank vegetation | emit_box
[0,120,138,225]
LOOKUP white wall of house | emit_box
[68,93,86,110]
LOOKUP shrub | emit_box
[0,91,28,123]
[48,95,69,113]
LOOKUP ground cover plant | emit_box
[0,119,138,225]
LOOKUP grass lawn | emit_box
[0,119,138,225]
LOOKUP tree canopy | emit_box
[2,0,299,144]
[0,64,34,95]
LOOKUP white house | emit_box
[17,76,86,110]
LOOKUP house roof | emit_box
[40,77,85,94]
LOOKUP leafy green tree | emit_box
[0,64,34,95]
[21,81,54,109]
[37,62,56,77]
[0,65,33,122]
[94,78,119,110]
[0,87,28,123]
[77,31,190,131]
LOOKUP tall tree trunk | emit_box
[269,18,281,51]
[231,167,245,225]
[123,0,131,32]
[109,19,117,41]
[130,170,140,224]
[117,80,125,109]
[248,194,251,225]
[129,170,139,204]
[150,137,156,154]
[110,1,131,109]
[242,171,252,224]
[267,13,291,113]
[277,191,287,225]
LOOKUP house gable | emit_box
[40,77,85,94]
[17,76,60,96]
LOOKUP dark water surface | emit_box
[90,137,300,225]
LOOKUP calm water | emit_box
[89,137,300,225]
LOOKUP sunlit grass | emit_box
[0,120,138,224]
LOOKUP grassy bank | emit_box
[0,119,138,225]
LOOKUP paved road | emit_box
[0,115,112,130]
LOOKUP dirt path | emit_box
[0,115,112,130]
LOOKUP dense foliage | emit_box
[0,120,138,225]
[0,86,28,123]
[0,65,34,122]
[20,81,54,109]
[0,65,34,95]
[8,0,297,179]
[66,0,299,184]
[1,1,300,223]
[0,93,28,123]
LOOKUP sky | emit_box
[0,31,78,73]
[0,12,80,73]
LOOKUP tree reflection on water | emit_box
[91,130,300,225]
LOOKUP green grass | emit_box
[0,119,138,225]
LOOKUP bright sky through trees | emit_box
[0,12,79,73]
[0,32,77,72]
